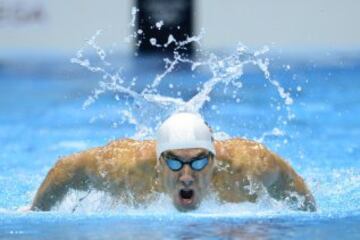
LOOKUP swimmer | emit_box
[31,112,316,212]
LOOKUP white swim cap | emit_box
[156,112,215,159]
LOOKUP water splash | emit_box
[71,29,294,140]
[53,188,298,217]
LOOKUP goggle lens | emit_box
[166,159,183,171]
[165,157,209,171]
[191,158,208,171]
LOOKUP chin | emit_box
[173,188,201,212]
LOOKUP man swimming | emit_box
[31,112,316,211]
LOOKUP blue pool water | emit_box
[0,50,360,239]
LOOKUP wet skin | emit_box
[31,139,316,212]
[158,149,215,211]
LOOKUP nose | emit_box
[179,165,194,187]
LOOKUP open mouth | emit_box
[180,189,194,199]
[178,189,195,206]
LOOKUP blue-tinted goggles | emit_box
[164,155,211,172]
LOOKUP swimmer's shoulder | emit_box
[104,139,158,196]
[214,138,283,174]
[214,137,269,161]
[81,139,156,161]
[58,139,157,174]
[215,138,300,180]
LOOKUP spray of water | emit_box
[68,6,296,140]
[70,30,294,140]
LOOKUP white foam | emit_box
[50,189,300,217]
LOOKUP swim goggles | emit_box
[164,155,211,171]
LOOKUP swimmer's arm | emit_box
[260,152,316,211]
[31,139,158,211]
[31,149,99,211]
[215,139,316,211]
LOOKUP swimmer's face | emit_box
[158,148,215,211]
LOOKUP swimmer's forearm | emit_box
[265,154,316,211]
[31,151,96,211]
[31,160,72,211]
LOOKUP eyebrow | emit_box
[192,152,210,159]
[162,152,178,159]
[163,151,209,160]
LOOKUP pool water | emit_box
[0,50,360,239]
